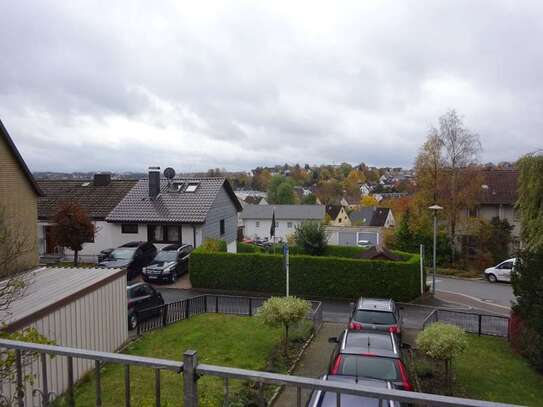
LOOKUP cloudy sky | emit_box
[1,0,542,172]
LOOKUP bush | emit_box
[294,221,328,256]
[237,242,264,253]
[200,239,227,252]
[190,249,421,301]
[258,296,311,356]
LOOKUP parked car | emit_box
[98,241,157,280]
[97,248,114,263]
[142,243,193,283]
[127,282,164,330]
[328,330,412,391]
[484,258,515,283]
[307,374,400,407]
[357,240,372,248]
[348,298,402,337]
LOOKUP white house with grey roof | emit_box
[105,167,242,253]
[240,204,325,241]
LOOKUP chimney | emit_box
[93,173,111,186]
[148,166,160,198]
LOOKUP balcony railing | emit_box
[0,338,520,407]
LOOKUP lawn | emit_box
[56,314,309,406]
[415,335,543,406]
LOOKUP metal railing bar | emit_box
[67,356,75,407]
[95,360,102,407]
[296,385,301,407]
[195,363,517,407]
[155,368,161,407]
[124,364,131,407]
[223,377,229,406]
[0,339,183,371]
[40,353,49,407]
[336,391,341,407]
[15,349,23,407]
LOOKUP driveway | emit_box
[428,275,514,311]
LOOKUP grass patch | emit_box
[55,314,311,406]
[414,335,543,405]
[435,267,482,279]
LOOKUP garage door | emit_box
[338,232,357,246]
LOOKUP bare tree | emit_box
[415,110,482,262]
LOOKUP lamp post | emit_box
[428,204,443,296]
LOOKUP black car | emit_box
[307,374,400,407]
[98,241,157,280]
[349,298,402,337]
[328,330,412,391]
[127,282,164,330]
[142,243,193,283]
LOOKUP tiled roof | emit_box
[244,196,264,205]
[240,204,325,220]
[38,179,138,220]
[350,207,390,227]
[478,169,518,205]
[106,177,242,224]
[0,120,43,196]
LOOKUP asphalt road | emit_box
[429,275,514,308]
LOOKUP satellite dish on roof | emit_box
[164,167,176,180]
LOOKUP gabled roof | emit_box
[350,207,390,227]
[240,204,325,220]
[477,169,518,205]
[325,205,343,219]
[0,120,43,196]
[106,177,242,224]
[356,247,401,261]
[37,179,138,220]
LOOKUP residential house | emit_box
[327,207,395,248]
[243,195,268,205]
[0,120,42,271]
[240,204,325,241]
[359,183,375,196]
[325,205,351,227]
[458,169,521,255]
[36,175,138,262]
[107,167,243,253]
[340,194,361,210]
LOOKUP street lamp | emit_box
[428,204,443,296]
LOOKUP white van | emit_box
[484,258,516,283]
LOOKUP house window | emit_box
[147,225,182,243]
[287,222,293,229]
[467,207,478,218]
[338,218,342,223]
[185,182,199,192]
[121,224,139,234]
[256,221,260,228]
[220,219,225,236]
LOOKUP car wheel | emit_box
[487,273,498,283]
[128,314,138,330]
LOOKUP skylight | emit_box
[185,182,199,192]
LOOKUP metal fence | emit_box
[136,294,323,335]
[422,308,510,339]
[0,339,520,407]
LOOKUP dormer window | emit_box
[185,182,199,192]
[170,182,184,192]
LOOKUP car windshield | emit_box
[110,248,136,260]
[153,250,178,263]
[353,310,396,325]
[336,355,399,381]
[319,392,384,407]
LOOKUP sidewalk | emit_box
[273,322,345,407]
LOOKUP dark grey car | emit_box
[307,375,400,407]
[349,298,402,337]
[142,243,193,283]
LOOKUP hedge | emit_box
[190,249,421,301]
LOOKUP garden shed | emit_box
[0,266,127,404]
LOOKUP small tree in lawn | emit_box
[258,297,311,357]
[52,201,94,266]
[294,221,328,256]
[416,322,467,392]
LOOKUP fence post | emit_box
[249,298,253,316]
[185,299,191,320]
[204,295,208,313]
[183,350,199,407]
[162,304,168,327]
[215,296,219,313]
[478,314,482,336]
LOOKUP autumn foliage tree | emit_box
[52,202,94,266]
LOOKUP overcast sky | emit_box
[1,0,542,173]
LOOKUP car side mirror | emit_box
[328,337,339,344]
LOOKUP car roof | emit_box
[119,241,142,248]
[161,243,192,251]
[127,282,151,290]
[356,298,395,312]
[341,330,399,358]
[310,375,398,407]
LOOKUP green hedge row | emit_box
[190,249,421,301]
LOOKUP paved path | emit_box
[273,323,345,407]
